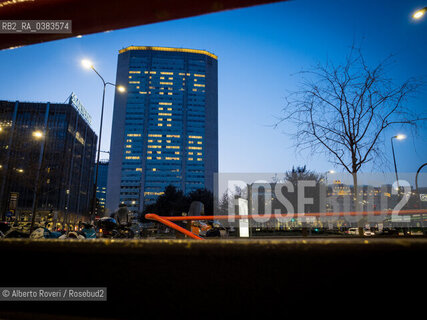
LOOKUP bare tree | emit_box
[276,46,425,210]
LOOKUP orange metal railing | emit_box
[145,209,427,240]
[145,213,204,240]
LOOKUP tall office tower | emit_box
[95,160,108,213]
[107,46,218,213]
[0,94,97,222]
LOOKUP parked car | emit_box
[363,230,375,236]
[375,228,399,236]
[346,228,359,235]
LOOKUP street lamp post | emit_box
[325,170,335,186]
[391,134,406,193]
[81,60,125,221]
[415,163,427,234]
[30,129,48,233]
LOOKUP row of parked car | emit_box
[345,227,402,236]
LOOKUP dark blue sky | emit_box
[0,0,426,176]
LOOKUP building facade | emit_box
[107,46,218,213]
[0,94,97,221]
[96,160,108,214]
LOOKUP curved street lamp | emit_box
[391,134,406,192]
[81,59,126,220]
[324,170,335,185]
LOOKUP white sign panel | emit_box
[238,198,249,238]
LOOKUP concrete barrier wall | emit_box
[0,239,426,319]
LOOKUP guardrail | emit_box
[145,209,427,240]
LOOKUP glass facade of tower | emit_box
[0,97,97,220]
[107,47,218,213]
[96,161,108,209]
